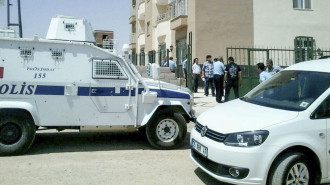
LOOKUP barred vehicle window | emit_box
[93,60,127,79]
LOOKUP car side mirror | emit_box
[311,103,328,119]
[146,63,160,80]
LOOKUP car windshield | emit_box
[242,70,330,111]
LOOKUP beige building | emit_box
[129,0,330,66]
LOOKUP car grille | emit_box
[195,122,227,142]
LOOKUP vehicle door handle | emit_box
[91,89,103,93]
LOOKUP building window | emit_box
[148,50,156,64]
[170,0,187,18]
[146,22,150,36]
[293,0,311,9]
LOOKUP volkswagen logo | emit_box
[201,126,208,137]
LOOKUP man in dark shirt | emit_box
[201,55,215,96]
[224,57,242,102]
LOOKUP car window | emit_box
[312,95,330,119]
[242,71,330,111]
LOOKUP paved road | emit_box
[0,91,232,185]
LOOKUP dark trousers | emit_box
[193,74,200,92]
[225,80,239,101]
[214,74,224,102]
[205,77,215,96]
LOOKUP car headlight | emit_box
[224,130,269,147]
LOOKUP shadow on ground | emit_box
[25,129,192,155]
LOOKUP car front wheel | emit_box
[269,152,316,185]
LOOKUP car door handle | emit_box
[91,89,103,93]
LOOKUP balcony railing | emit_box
[170,0,187,19]
[156,11,171,24]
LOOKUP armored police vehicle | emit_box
[0,15,194,155]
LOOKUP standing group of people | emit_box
[166,54,281,103]
[191,56,281,103]
[191,55,242,103]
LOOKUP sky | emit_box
[0,0,130,51]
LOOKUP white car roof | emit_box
[284,59,330,73]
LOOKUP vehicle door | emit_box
[89,59,131,113]
[324,96,330,179]
[313,95,330,179]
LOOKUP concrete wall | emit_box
[253,0,330,48]
[194,0,254,63]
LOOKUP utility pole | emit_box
[7,0,23,38]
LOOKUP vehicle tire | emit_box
[0,110,36,156]
[146,111,187,149]
[269,152,316,185]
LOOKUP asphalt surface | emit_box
[0,90,233,185]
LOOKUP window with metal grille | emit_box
[20,48,33,57]
[65,23,75,31]
[93,60,127,79]
[293,0,311,9]
[51,49,64,59]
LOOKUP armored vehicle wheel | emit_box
[146,111,187,149]
[0,110,35,156]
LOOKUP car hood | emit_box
[197,99,299,134]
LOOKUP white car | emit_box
[190,59,330,185]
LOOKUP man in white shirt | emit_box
[192,58,201,92]
[266,59,282,75]
[213,57,225,102]
[257,63,272,83]
[168,57,176,73]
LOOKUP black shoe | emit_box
[212,94,216,97]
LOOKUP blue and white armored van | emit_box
[0,15,194,155]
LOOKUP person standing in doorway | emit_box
[257,63,272,83]
[192,58,201,93]
[161,56,168,67]
[168,57,176,73]
[213,56,225,103]
[201,55,215,97]
[224,57,242,101]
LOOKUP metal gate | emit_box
[226,47,295,100]
[175,32,193,90]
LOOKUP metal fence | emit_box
[226,46,330,98]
